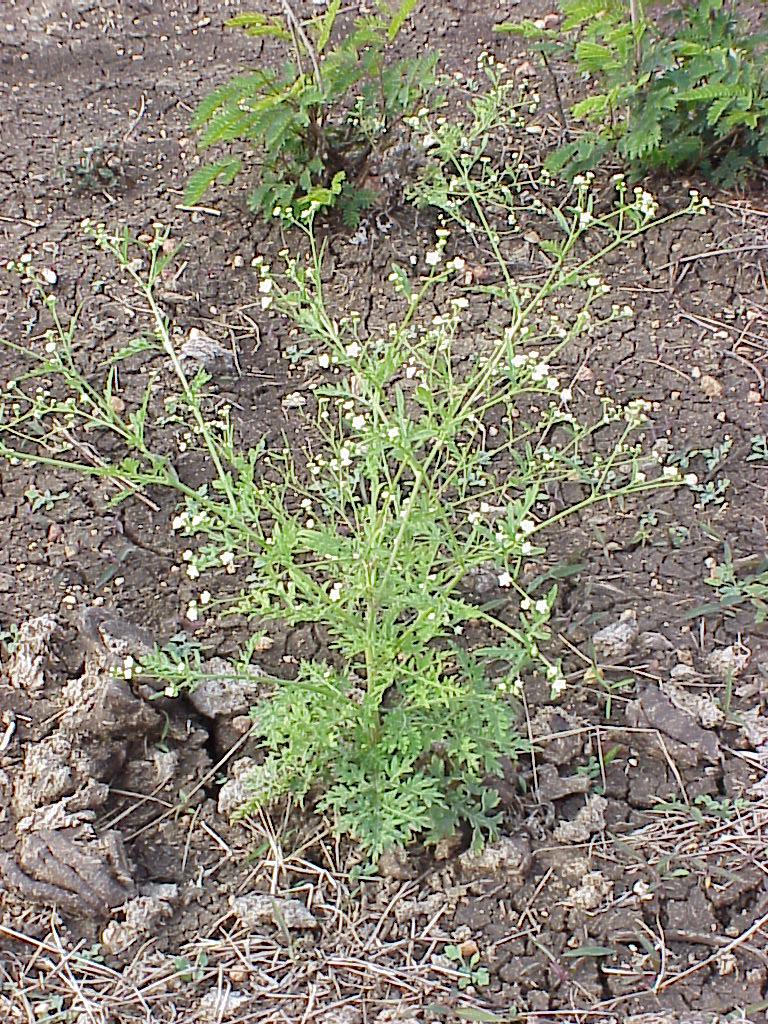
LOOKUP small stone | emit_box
[187,658,265,719]
[458,834,532,880]
[230,893,318,930]
[378,847,416,880]
[707,644,750,680]
[552,795,607,844]
[698,373,723,398]
[591,609,639,661]
[180,328,235,373]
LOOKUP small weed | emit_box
[668,439,732,508]
[173,951,209,984]
[444,944,490,990]
[654,793,749,823]
[62,142,124,192]
[576,744,622,791]
[498,0,768,184]
[583,663,634,718]
[185,0,436,225]
[632,509,659,547]
[24,485,70,513]
[704,547,768,623]
[0,623,21,655]
[747,434,768,463]
[667,523,690,548]
[673,436,733,474]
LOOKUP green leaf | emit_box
[425,1006,519,1023]
[226,13,291,40]
[575,41,620,74]
[183,158,242,205]
[385,0,418,41]
[316,0,342,52]
[563,945,616,958]
[571,93,611,121]
[190,72,274,131]
[677,83,734,102]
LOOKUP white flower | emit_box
[560,388,572,402]
[550,674,567,699]
[186,601,199,623]
[339,446,352,467]
[220,551,235,566]
[535,599,549,615]
[317,353,331,369]
[41,268,57,286]
[345,342,361,359]
[258,278,273,294]
[662,466,679,480]
[519,518,535,535]
[683,473,699,487]
[452,296,469,309]
[328,582,342,602]
[498,571,513,588]
[351,414,366,430]
[425,250,442,267]
[186,564,200,580]
[387,426,400,440]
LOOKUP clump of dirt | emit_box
[0,611,210,923]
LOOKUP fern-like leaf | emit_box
[183,158,242,206]
[190,72,274,131]
[226,13,291,40]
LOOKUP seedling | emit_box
[444,944,490,990]
[24,486,70,513]
[747,434,768,463]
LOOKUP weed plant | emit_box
[0,74,708,859]
[185,0,436,225]
[498,0,768,183]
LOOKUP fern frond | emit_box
[226,12,291,40]
[183,158,242,205]
[190,72,275,131]
[384,0,419,42]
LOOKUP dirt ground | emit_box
[1,1,767,1022]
